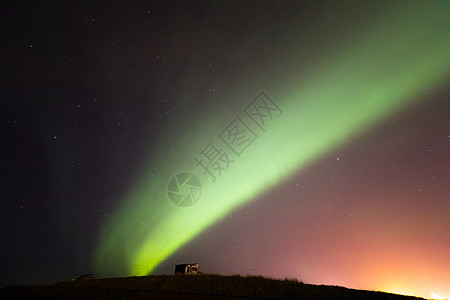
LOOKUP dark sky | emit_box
[1,1,449,298]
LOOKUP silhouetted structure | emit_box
[174,263,200,275]
[75,273,94,280]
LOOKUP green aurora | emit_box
[94,2,450,277]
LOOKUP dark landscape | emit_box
[0,275,425,300]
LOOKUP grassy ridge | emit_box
[0,274,425,300]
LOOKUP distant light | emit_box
[431,292,448,300]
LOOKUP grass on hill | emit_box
[0,274,425,300]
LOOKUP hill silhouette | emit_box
[0,274,425,300]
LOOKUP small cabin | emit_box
[174,263,200,275]
[73,273,94,280]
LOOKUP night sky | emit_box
[1,1,449,299]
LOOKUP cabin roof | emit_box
[175,263,199,266]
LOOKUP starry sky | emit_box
[1,1,449,299]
